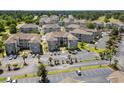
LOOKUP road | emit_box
[17,68,113,83]
[115,34,124,71]
[96,32,109,49]
[46,60,110,71]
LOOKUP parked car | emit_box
[53,52,57,55]
[36,54,39,57]
[13,55,17,59]
[57,52,61,55]
[6,77,12,83]
[32,54,35,58]
[9,55,13,60]
[12,79,17,83]
[76,70,82,76]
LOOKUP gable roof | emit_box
[20,24,39,29]
[5,33,40,44]
[42,24,61,28]
[45,32,78,41]
[66,24,80,28]
[70,29,93,35]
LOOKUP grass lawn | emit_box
[97,16,121,23]
[48,65,108,75]
[80,58,101,62]
[109,17,120,22]
[13,73,37,80]
[40,31,45,36]
[0,77,6,82]
[41,41,48,54]
[97,16,105,22]
[78,42,105,53]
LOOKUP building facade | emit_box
[44,32,78,51]
[19,24,40,33]
[42,24,61,33]
[5,33,41,55]
[65,24,80,32]
[70,29,102,43]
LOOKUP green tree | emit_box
[0,61,1,66]
[37,63,48,83]
[2,34,9,41]
[86,22,95,29]
[0,22,5,32]
[9,24,17,34]
[104,17,110,23]
[0,40,4,57]
[119,15,124,22]
[21,52,28,66]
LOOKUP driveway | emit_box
[96,32,109,49]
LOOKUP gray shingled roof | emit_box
[45,32,78,41]
[5,33,40,44]
[42,24,61,28]
[70,29,93,35]
[66,24,80,28]
[50,15,59,20]
[20,24,39,29]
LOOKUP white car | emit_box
[32,54,35,58]
[12,80,17,83]
[9,55,13,60]
[6,77,12,83]
[76,70,82,76]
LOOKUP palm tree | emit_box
[0,61,1,66]
[68,54,71,60]
[37,63,48,83]
[54,60,57,65]
[62,60,65,64]
[37,55,41,63]
[21,52,28,66]
[48,57,53,66]
[49,57,53,62]
[7,64,11,71]
[0,40,4,57]
[112,59,119,70]
[70,58,73,65]
[99,52,104,60]
[75,58,78,63]
[57,60,60,65]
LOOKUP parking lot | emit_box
[1,54,38,65]
[115,35,124,71]
[40,50,100,65]
[96,32,109,49]
[17,68,113,83]
[1,45,101,67]
[0,49,110,78]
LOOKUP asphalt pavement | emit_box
[17,68,113,83]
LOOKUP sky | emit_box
[0,0,123,10]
